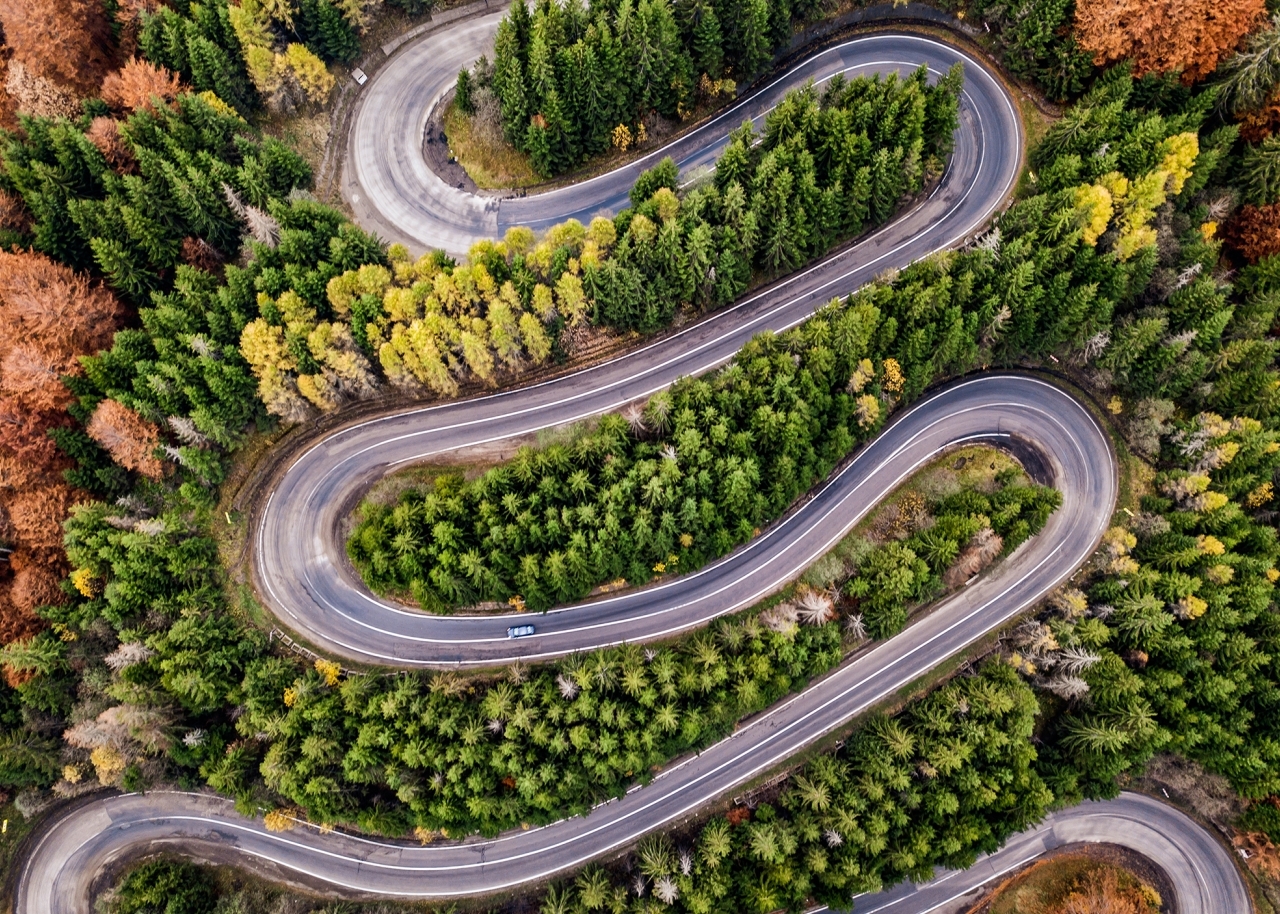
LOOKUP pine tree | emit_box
[89,238,153,300]
[525,121,554,177]
[712,0,746,69]
[768,0,792,51]
[573,42,610,154]
[846,165,871,235]
[633,0,686,118]
[541,87,580,172]
[868,147,901,224]
[526,29,557,114]
[498,52,531,145]
[924,63,963,154]
[508,0,533,56]
[315,0,360,63]
[714,122,756,192]
[1242,135,1280,205]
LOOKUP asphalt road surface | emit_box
[13,19,1252,914]
[257,375,1113,666]
[20,788,1248,914]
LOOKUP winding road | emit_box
[19,790,1250,914]
[10,12,1253,914]
[269,24,1030,667]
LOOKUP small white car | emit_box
[507,624,536,639]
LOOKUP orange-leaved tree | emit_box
[86,400,165,480]
[100,58,184,114]
[1074,0,1267,83]
[0,0,116,96]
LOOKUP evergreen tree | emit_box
[456,66,475,115]
[739,0,772,77]
[526,120,554,177]
[686,0,724,78]
[768,0,793,51]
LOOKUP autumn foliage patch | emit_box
[0,252,124,644]
[1074,0,1266,82]
[1226,202,1280,264]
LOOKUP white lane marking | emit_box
[853,849,1045,914]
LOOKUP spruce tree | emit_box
[868,147,898,224]
[846,165,871,234]
[497,55,530,146]
[740,0,771,77]
[315,0,359,63]
[541,87,579,173]
[508,0,533,58]
[712,0,745,69]
[691,3,724,78]
[769,0,792,51]
[456,67,475,115]
[525,121,554,177]
[576,42,610,154]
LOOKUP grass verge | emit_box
[444,99,540,190]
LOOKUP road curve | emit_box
[268,25,1028,667]
[346,23,1013,254]
[20,788,1248,914]
[258,375,1112,666]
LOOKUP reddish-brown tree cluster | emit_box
[0,189,29,235]
[1225,203,1280,264]
[0,0,117,122]
[0,0,163,127]
[0,0,115,96]
[179,237,224,273]
[1074,0,1267,83]
[1235,829,1280,880]
[0,251,125,644]
[1240,106,1280,143]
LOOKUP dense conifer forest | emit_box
[4,1,1280,912]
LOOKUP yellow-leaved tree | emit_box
[1070,133,1200,260]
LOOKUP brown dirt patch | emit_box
[968,846,1171,914]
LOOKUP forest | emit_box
[469,0,1267,178]
[238,66,961,419]
[236,469,1054,836]
[473,0,844,176]
[3,0,1280,913]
